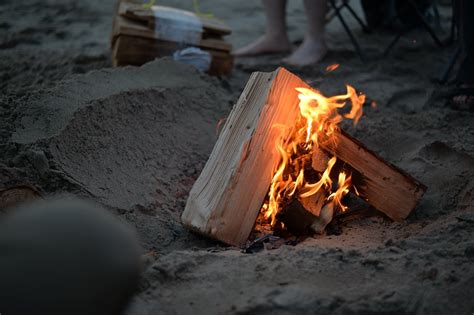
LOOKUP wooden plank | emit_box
[182,68,306,246]
[318,129,427,221]
[299,192,326,217]
[312,147,331,173]
[112,35,233,76]
[118,2,232,36]
[207,50,234,76]
[112,15,232,52]
[278,199,318,235]
[112,35,178,60]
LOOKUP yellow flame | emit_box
[262,84,365,226]
[328,171,352,211]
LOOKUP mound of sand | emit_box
[5,59,232,250]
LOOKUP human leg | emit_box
[234,0,291,56]
[283,0,328,66]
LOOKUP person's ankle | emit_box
[303,35,326,46]
[266,31,289,43]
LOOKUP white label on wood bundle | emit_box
[151,6,202,45]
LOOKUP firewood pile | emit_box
[111,0,233,75]
[182,68,427,246]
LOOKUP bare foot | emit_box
[448,84,474,111]
[282,38,328,66]
[233,34,291,57]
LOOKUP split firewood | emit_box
[111,15,232,52]
[310,203,334,234]
[318,129,427,221]
[278,198,334,236]
[298,191,326,218]
[111,0,233,75]
[311,147,331,173]
[182,68,305,246]
[182,67,426,246]
[111,34,233,75]
[278,199,319,235]
[117,1,232,36]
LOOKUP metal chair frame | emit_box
[326,0,452,62]
[327,0,369,62]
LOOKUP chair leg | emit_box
[383,32,403,57]
[408,0,444,47]
[342,2,370,33]
[326,2,345,24]
[432,0,442,31]
[383,0,446,57]
[449,0,457,44]
[439,46,461,84]
[328,0,366,62]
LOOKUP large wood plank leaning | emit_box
[182,68,304,246]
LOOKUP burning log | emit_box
[278,199,319,236]
[278,197,333,236]
[182,68,303,246]
[312,147,331,173]
[182,68,426,246]
[318,129,426,221]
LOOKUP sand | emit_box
[1,0,473,314]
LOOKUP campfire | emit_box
[182,68,426,246]
[259,84,365,236]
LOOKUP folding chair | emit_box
[326,0,451,61]
[326,0,369,62]
[382,0,445,57]
[438,0,460,83]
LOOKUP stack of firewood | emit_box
[111,0,233,75]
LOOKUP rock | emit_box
[419,268,438,281]
[465,244,474,259]
[27,150,49,176]
[456,212,474,223]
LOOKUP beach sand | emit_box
[0,0,473,314]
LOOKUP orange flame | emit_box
[328,171,352,211]
[263,85,366,226]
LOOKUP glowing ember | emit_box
[325,63,340,73]
[262,85,366,226]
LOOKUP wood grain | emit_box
[182,68,306,246]
[319,129,427,221]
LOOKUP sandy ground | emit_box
[1,0,473,314]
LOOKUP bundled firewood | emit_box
[182,68,427,246]
[111,0,233,75]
